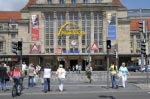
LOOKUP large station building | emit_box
[0,0,149,70]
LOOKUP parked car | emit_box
[139,65,150,72]
[126,65,139,72]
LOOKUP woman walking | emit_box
[109,62,118,89]
[119,62,129,88]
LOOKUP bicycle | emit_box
[12,77,23,97]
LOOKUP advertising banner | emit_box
[31,14,39,41]
[107,13,116,40]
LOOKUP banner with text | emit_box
[107,13,116,40]
[31,14,39,41]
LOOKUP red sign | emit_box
[30,44,40,53]
[55,48,62,54]
[31,26,39,41]
[90,42,99,50]
[31,14,39,41]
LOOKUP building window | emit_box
[59,0,64,4]
[130,41,133,48]
[45,49,49,53]
[0,42,3,53]
[95,0,101,3]
[62,48,66,53]
[83,0,88,4]
[130,34,134,40]
[47,0,52,4]
[136,34,141,39]
[137,41,141,48]
[9,24,17,30]
[0,24,3,30]
[82,48,86,53]
[11,34,16,39]
[136,49,140,53]
[50,48,54,53]
[72,0,76,4]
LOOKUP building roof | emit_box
[113,0,126,8]
[130,19,150,31]
[0,11,21,22]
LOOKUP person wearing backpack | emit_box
[85,63,93,83]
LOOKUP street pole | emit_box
[145,20,149,87]
[140,9,145,69]
[20,38,23,66]
[106,49,110,88]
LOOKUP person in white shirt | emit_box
[43,63,52,93]
[22,62,27,77]
[56,64,66,92]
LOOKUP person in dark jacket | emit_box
[0,63,8,91]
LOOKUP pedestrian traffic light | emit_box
[18,41,22,50]
[138,21,145,33]
[106,40,111,49]
[141,41,146,55]
[12,42,18,54]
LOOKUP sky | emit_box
[0,0,150,11]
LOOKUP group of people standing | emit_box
[27,62,67,93]
[109,62,129,89]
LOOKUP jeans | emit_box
[28,76,34,87]
[110,73,117,88]
[44,78,50,92]
[0,78,6,90]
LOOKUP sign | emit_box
[31,14,39,41]
[55,48,62,54]
[107,13,116,40]
[107,25,116,40]
[90,42,99,50]
[68,50,80,53]
[30,44,40,53]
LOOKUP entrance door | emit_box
[59,61,65,68]
[70,60,78,70]
[82,60,88,71]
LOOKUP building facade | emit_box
[0,0,132,70]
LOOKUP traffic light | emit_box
[12,42,18,54]
[138,21,145,33]
[106,40,111,49]
[141,41,146,55]
[18,41,22,50]
[113,50,118,58]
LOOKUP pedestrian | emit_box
[0,63,9,92]
[119,62,129,88]
[85,63,93,83]
[28,63,35,87]
[109,62,118,89]
[12,64,22,93]
[56,64,66,92]
[72,65,75,72]
[21,62,27,77]
[43,63,52,93]
[75,64,79,73]
[78,65,82,74]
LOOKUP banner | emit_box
[31,14,39,41]
[107,13,116,40]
